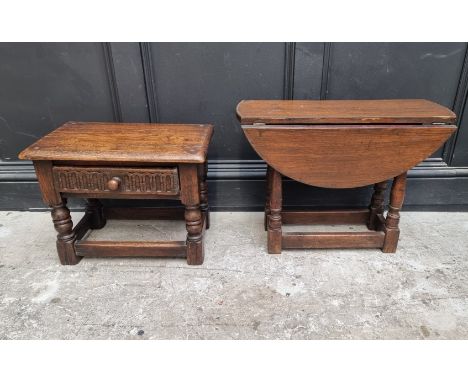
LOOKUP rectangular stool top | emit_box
[19,122,214,163]
[237,99,456,125]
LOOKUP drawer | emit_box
[52,166,180,196]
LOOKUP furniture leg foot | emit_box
[267,168,282,254]
[185,205,204,265]
[198,163,210,230]
[51,202,80,265]
[264,165,273,231]
[180,164,205,265]
[382,229,400,253]
[267,218,282,253]
[382,173,406,253]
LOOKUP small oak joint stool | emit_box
[19,122,213,266]
[237,99,456,254]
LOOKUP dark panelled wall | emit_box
[1,42,468,210]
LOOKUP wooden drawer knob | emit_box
[107,177,121,191]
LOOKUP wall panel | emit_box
[292,42,324,100]
[147,42,285,160]
[325,43,467,158]
[1,42,468,210]
[0,43,117,160]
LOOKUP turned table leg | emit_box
[367,180,388,230]
[51,199,80,265]
[198,162,210,229]
[33,161,81,265]
[85,198,106,229]
[383,172,407,253]
[267,168,282,254]
[185,205,204,265]
[264,165,273,231]
[180,164,204,265]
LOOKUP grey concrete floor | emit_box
[0,210,468,339]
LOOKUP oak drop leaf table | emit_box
[19,122,213,265]
[237,99,457,254]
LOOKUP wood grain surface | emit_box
[52,166,180,196]
[243,124,456,188]
[237,99,456,125]
[75,241,187,257]
[282,231,385,249]
[19,122,214,163]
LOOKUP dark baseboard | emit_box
[1,159,468,211]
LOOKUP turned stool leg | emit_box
[51,199,80,265]
[367,180,388,230]
[267,168,282,254]
[264,165,273,231]
[85,198,106,229]
[198,162,210,229]
[32,161,80,265]
[185,205,204,265]
[382,172,407,253]
[180,164,204,265]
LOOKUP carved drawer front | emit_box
[52,166,180,196]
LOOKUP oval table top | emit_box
[238,100,457,188]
